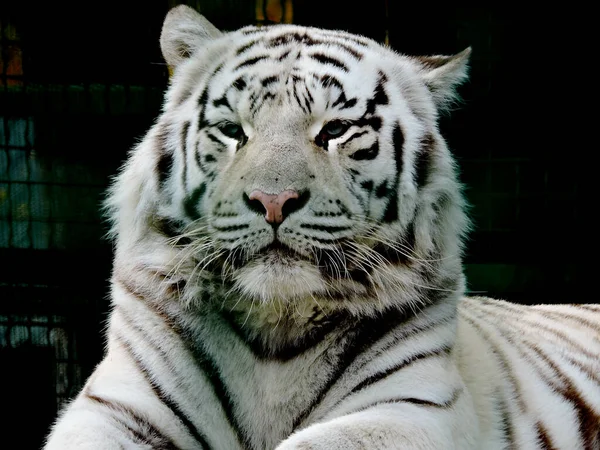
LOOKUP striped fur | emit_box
[44,6,600,449]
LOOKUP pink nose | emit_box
[248,189,300,224]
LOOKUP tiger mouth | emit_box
[227,238,358,280]
[222,239,307,271]
[257,240,304,263]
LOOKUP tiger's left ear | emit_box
[160,5,223,73]
[415,47,471,111]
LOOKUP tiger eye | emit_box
[218,122,245,140]
[316,120,351,147]
[321,120,349,139]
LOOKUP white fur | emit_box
[45,6,600,450]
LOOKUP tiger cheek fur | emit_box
[44,5,600,450]
[148,9,467,318]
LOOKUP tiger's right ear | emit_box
[160,5,222,72]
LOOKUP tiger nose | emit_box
[248,189,300,224]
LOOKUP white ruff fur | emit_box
[44,5,600,450]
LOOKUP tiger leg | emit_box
[275,396,478,450]
[44,343,197,450]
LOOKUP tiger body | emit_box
[44,6,600,450]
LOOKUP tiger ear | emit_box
[415,47,471,111]
[160,5,223,72]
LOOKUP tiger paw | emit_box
[275,423,391,450]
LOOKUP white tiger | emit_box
[44,5,600,449]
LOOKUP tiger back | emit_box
[44,5,600,450]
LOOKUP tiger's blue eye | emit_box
[316,120,351,148]
[218,122,245,140]
[321,120,349,139]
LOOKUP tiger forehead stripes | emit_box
[44,5,600,450]
[172,27,408,217]
[147,8,469,314]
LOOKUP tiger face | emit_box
[109,6,470,315]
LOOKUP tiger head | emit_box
[107,5,470,319]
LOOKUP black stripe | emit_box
[365,72,389,115]
[340,98,358,109]
[116,335,211,449]
[349,142,379,161]
[235,55,269,70]
[313,30,369,48]
[195,142,206,172]
[206,133,226,149]
[266,33,363,60]
[303,90,313,114]
[496,391,517,450]
[415,274,459,315]
[309,53,349,71]
[352,387,463,415]
[222,309,345,362]
[261,75,279,87]
[192,353,248,449]
[392,123,405,177]
[389,391,461,408]
[573,304,600,312]
[360,180,374,195]
[250,92,276,117]
[236,40,259,55]
[277,50,291,61]
[461,314,527,446]
[176,89,194,106]
[536,422,557,450]
[305,86,314,103]
[291,308,415,431]
[263,91,276,103]
[535,307,600,335]
[156,124,173,187]
[320,75,343,90]
[300,223,351,233]
[248,92,260,116]
[183,183,206,221]
[309,235,347,245]
[292,84,308,115]
[212,95,232,111]
[197,88,210,130]
[476,301,600,450]
[232,77,247,91]
[180,122,190,188]
[375,181,388,198]
[382,123,404,222]
[178,321,251,450]
[481,300,599,360]
[241,27,264,36]
[332,92,349,108]
[524,343,600,450]
[212,223,250,232]
[355,115,382,131]
[349,345,451,395]
[414,134,434,189]
[85,393,180,450]
[323,32,370,48]
[345,131,368,145]
[153,217,190,245]
[268,32,317,47]
[196,62,226,129]
[371,221,416,266]
[333,43,363,60]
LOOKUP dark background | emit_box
[0,1,582,448]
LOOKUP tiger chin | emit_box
[44,5,600,450]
